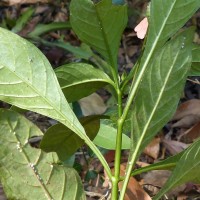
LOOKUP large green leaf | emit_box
[70,0,127,69]
[153,138,200,200]
[93,124,130,149]
[55,63,114,102]
[0,27,88,145]
[190,44,200,76]
[40,115,102,161]
[0,109,85,200]
[145,0,199,54]
[131,29,194,160]
[133,0,200,97]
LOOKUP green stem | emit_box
[111,88,123,200]
[118,38,160,200]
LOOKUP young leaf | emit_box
[70,0,127,69]
[0,109,86,200]
[55,63,114,102]
[153,138,200,200]
[93,124,130,149]
[41,115,103,161]
[131,29,194,160]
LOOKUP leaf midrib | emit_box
[1,65,85,137]
[135,44,184,155]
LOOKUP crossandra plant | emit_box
[0,0,200,199]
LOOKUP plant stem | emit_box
[111,88,123,200]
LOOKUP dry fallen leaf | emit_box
[134,17,148,39]
[2,0,50,5]
[79,93,107,116]
[173,99,200,122]
[144,138,160,159]
[118,164,152,200]
[179,121,200,143]
[162,139,189,155]
[142,170,185,198]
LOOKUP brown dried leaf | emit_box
[162,139,189,155]
[119,164,152,200]
[173,99,200,121]
[180,121,200,143]
[142,170,185,198]
[144,138,160,159]
[79,93,107,116]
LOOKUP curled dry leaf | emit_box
[144,137,161,159]
[134,17,148,39]
[79,93,107,116]
[118,164,152,200]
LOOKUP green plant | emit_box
[0,0,200,199]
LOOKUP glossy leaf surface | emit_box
[93,124,130,149]
[41,115,102,161]
[0,27,87,141]
[0,109,86,200]
[154,138,200,200]
[70,0,127,68]
[131,29,193,159]
[55,63,114,102]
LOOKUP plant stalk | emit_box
[111,88,123,200]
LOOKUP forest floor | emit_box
[0,1,200,200]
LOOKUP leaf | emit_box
[143,137,160,159]
[172,99,200,128]
[12,7,35,33]
[153,138,200,200]
[118,164,151,200]
[93,124,130,149]
[131,29,194,160]
[134,0,200,100]
[144,0,199,54]
[28,22,71,38]
[70,0,127,69]
[189,44,200,76]
[79,93,107,116]
[0,27,86,143]
[0,109,86,200]
[40,115,102,161]
[132,152,184,176]
[55,63,114,102]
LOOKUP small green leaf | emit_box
[131,29,194,159]
[0,109,86,200]
[70,0,127,69]
[55,63,114,102]
[93,124,130,149]
[153,138,200,200]
[40,115,103,161]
